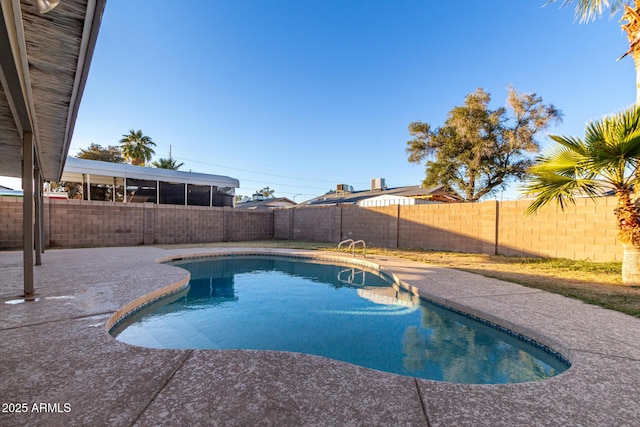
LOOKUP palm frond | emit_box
[525,104,640,214]
[523,173,603,214]
[548,0,626,23]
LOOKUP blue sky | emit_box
[3,1,636,200]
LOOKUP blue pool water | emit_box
[111,256,569,384]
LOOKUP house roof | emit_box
[61,157,240,188]
[300,185,461,206]
[0,0,106,181]
[235,197,296,210]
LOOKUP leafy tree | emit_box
[76,143,125,163]
[152,157,184,170]
[256,186,275,198]
[406,87,562,201]
[548,0,640,102]
[524,104,640,285]
[119,129,156,166]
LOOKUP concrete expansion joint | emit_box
[133,349,194,425]
[413,378,432,427]
[571,348,640,362]
[0,310,115,331]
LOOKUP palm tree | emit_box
[119,129,156,166]
[524,104,640,285]
[152,157,184,170]
[550,0,640,102]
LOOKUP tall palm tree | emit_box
[119,129,156,166]
[550,0,640,102]
[524,104,640,285]
[152,157,184,170]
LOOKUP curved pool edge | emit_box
[105,272,191,333]
[109,248,573,378]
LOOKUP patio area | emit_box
[1,246,639,426]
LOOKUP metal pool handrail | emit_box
[349,240,366,258]
[338,239,354,251]
[338,239,366,258]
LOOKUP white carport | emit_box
[0,1,106,297]
[61,157,239,207]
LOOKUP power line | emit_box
[174,156,369,186]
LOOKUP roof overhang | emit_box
[0,0,106,181]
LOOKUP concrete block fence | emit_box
[0,197,273,249]
[0,196,622,262]
[272,198,622,262]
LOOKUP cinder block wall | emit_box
[0,198,273,249]
[398,201,498,254]
[274,208,293,240]
[340,205,399,247]
[0,196,623,261]
[224,208,274,242]
[0,197,23,248]
[288,205,340,243]
[497,197,620,262]
[273,198,622,262]
[47,199,145,247]
[153,205,225,244]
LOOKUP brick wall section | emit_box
[153,205,225,244]
[273,208,293,240]
[144,205,155,245]
[289,205,340,243]
[0,197,23,249]
[398,201,498,254]
[48,199,145,247]
[340,205,399,247]
[497,197,621,262]
[224,208,274,241]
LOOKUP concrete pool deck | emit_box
[1,246,639,426]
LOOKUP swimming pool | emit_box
[111,255,569,384]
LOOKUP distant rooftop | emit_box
[235,196,297,210]
[301,184,461,206]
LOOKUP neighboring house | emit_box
[300,178,462,207]
[235,195,297,210]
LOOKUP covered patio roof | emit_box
[0,0,106,181]
[0,0,106,297]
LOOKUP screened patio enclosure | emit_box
[60,157,239,207]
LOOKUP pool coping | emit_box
[1,246,639,426]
